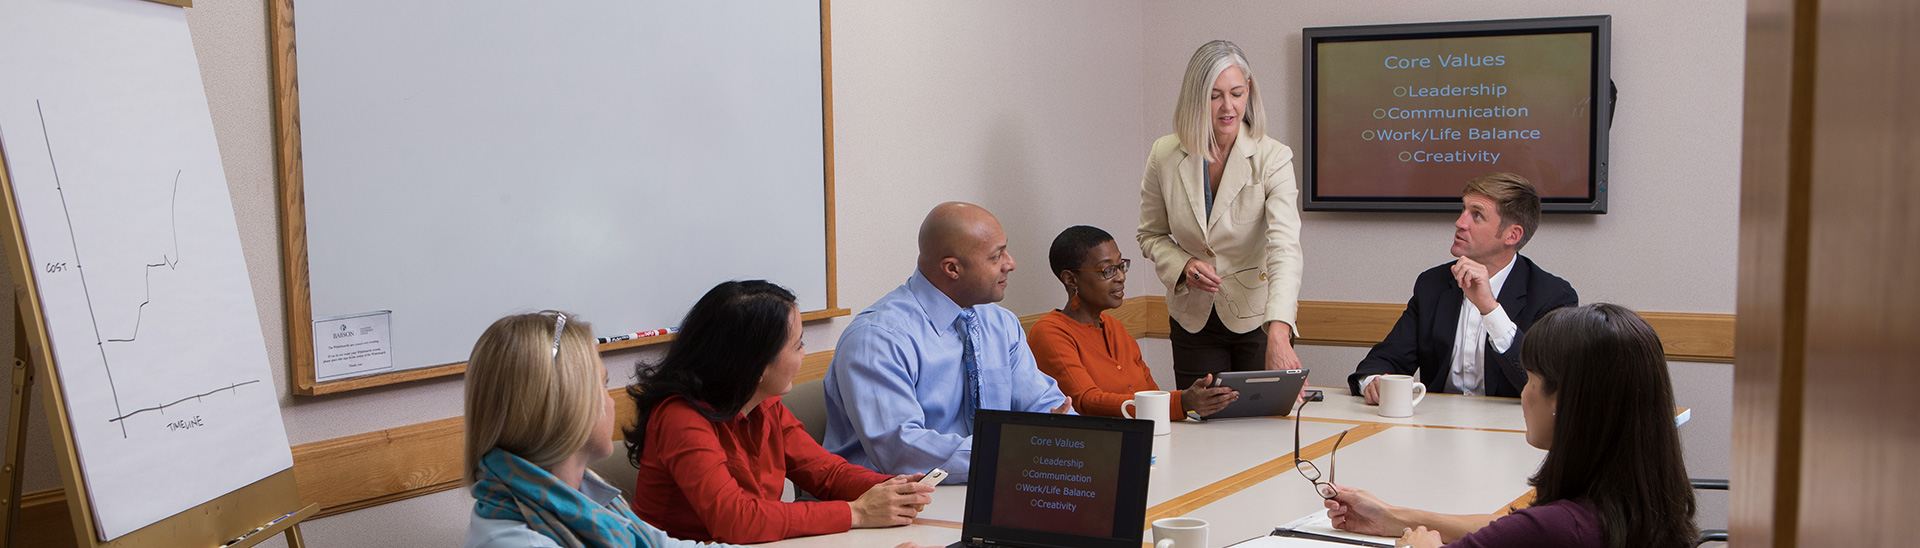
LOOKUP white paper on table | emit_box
[313,310,395,381]
[1225,535,1370,548]
[1263,512,1401,546]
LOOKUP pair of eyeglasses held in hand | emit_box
[1292,398,1347,500]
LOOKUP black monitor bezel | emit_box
[957,409,1154,548]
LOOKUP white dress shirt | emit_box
[1363,258,1517,396]
[1445,259,1517,396]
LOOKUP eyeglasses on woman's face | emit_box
[1069,258,1131,280]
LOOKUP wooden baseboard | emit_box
[14,298,1731,546]
[16,488,76,547]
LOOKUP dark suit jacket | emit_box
[1347,255,1577,398]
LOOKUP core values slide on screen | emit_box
[1315,32,1594,199]
[990,423,1123,537]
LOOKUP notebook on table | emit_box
[949,409,1154,548]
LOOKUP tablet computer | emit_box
[1205,369,1310,419]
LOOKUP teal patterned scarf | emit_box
[471,448,652,548]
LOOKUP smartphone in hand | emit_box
[919,468,948,486]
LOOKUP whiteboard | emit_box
[0,0,293,540]
[290,0,833,384]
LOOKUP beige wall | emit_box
[1133,0,1744,531]
[1140,1,1744,313]
[0,0,1742,545]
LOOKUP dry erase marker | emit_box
[222,510,295,547]
[598,327,678,344]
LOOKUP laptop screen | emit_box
[959,410,1153,548]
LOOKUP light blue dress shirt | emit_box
[822,270,1070,483]
[463,472,741,548]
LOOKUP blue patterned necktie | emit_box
[956,308,982,427]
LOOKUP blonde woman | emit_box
[1138,40,1305,390]
[463,311,731,548]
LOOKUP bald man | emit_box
[822,202,1070,483]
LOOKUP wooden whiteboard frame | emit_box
[269,0,847,395]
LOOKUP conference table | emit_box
[757,389,1575,548]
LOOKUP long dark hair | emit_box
[1522,303,1697,548]
[624,280,796,466]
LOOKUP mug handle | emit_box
[1155,539,1175,548]
[1408,383,1427,408]
[1121,400,1137,419]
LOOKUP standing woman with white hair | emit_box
[1139,40,1306,392]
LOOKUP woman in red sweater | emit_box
[1029,225,1238,420]
[624,280,935,544]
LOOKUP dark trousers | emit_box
[1169,309,1267,390]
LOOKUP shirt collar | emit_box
[579,471,622,507]
[1488,256,1517,297]
[1229,123,1256,158]
[909,269,967,336]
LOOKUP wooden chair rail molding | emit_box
[15,298,1731,546]
[1029,296,1735,365]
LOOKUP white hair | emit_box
[1173,40,1269,158]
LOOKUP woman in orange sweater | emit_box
[1029,226,1237,421]
[625,280,935,544]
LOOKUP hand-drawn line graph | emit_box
[102,171,179,344]
[33,99,263,437]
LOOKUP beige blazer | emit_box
[1136,127,1303,336]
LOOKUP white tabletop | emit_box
[1302,385,1526,432]
[1303,385,1689,429]
[754,392,1554,547]
[1183,426,1546,547]
[913,417,1359,524]
[755,523,961,548]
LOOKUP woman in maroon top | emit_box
[1324,303,1698,548]
[624,281,935,544]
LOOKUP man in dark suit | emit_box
[1349,173,1577,402]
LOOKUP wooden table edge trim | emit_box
[911,517,964,529]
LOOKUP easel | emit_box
[0,114,316,548]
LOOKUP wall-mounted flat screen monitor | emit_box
[1302,16,1611,213]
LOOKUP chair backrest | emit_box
[783,378,830,444]
[588,446,640,499]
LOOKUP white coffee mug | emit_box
[1376,374,1427,418]
[1121,390,1171,435]
[1152,517,1208,548]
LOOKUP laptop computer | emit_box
[1205,369,1310,419]
[950,409,1154,548]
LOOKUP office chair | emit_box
[1692,478,1728,546]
